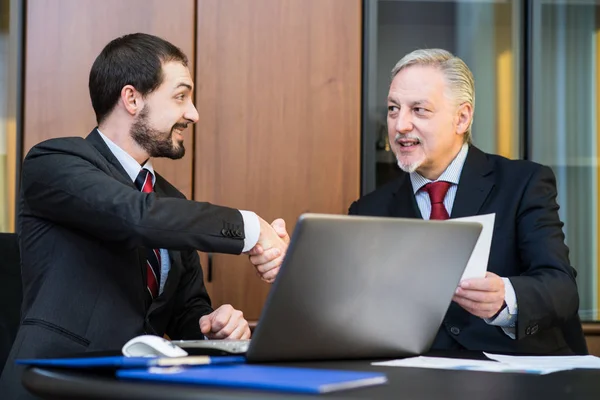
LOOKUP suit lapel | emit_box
[86,129,150,301]
[389,174,422,219]
[450,146,495,218]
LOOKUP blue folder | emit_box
[116,364,387,394]
[16,355,246,369]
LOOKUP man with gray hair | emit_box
[252,48,584,354]
[347,48,583,354]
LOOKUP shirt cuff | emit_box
[239,210,260,252]
[484,278,518,339]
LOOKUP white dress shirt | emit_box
[409,143,517,339]
[97,131,260,294]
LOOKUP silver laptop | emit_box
[173,213,482,362]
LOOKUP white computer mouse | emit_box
[122,335,189,357]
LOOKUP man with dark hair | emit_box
[89,33,191,126]
[0,33,287,398]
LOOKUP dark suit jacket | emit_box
[349,145,583,355]
[1,129,246,398]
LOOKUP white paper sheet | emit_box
[372,356,575,374]
[372,356,501,369]
[484,352,600,370]
[450,213,495,281]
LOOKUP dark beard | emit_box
[130,107,186,160]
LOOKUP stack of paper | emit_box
[484,352,600,373]
[373,353,600,375]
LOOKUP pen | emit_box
[150,356,247,367]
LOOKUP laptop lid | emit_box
[245,213,482,362]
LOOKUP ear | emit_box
[455,102,473,136]
[120,85,144,116]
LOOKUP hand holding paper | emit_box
[447,214,505,319]
[453,271,506,319]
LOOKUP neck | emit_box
[98,120,149,165]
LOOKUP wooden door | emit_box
[195,0,362,320]
[23,0,195,197]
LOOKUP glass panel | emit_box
[364,0,522,190]
[530,0,600,321]
[0,0,18,233]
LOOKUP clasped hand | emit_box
[246,217,290,283]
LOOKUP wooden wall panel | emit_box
[584,323,600,356]
[195,0,362,319]
[24,0,195,197]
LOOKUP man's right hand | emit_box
[248,218,289,283]
[200,304,251,340]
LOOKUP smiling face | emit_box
[130,61,199,159]
[387,65,472,180]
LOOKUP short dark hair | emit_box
[89,33,188,124]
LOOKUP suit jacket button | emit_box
[450,326,460,335]
[221,228,229,236]
[531,325,538,335]
[526,327,531,335]
[235,229,243,237]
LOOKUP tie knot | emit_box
[135,168,154,193]
[422,181,451,204]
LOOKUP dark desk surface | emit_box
[22,354,600,400]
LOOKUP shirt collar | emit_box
[409,143,469,194]
[97,129,155,184]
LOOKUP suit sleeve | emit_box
[21,141,244,254]
[348,201,359,215]
[509,165,579,340]
[165,250,213,340]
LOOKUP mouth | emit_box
[395,137,421,150]
[172,124,188,137]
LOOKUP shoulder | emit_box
[349,174,407,213]
[475,147,553,183]
[25,136,99,162]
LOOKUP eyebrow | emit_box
[409,100,430,107]
[386,98,431,107]
[175,82,193,91]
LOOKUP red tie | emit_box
[422,181,451,220]
[135,168,161,299]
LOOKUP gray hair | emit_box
[391,49,475,143]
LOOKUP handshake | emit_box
[246,217,290,284]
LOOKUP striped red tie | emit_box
[135,168,161,299]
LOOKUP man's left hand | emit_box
[452,272,506,319]
[199,304,251,339]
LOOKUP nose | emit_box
[394,109,413,134]
[185,102,200,124]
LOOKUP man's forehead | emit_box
[389,66,446,100]
[161,61,194,89]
